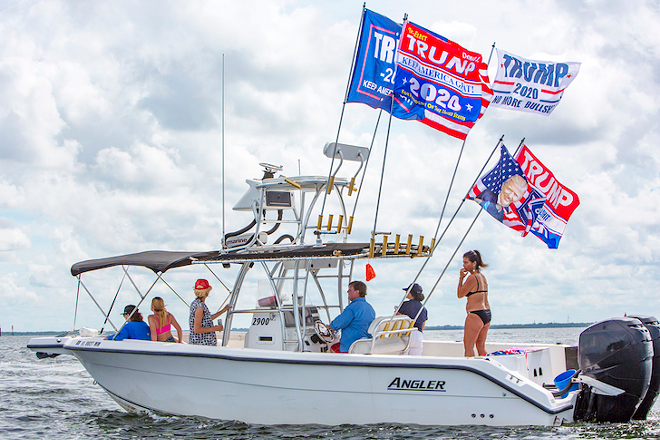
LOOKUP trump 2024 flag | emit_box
[391,21,492,140]
[490,49,580,116]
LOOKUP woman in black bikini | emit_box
[457,250,491,357]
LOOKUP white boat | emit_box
[26,2,660,423]
[29,151,601,426]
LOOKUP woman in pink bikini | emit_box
[148,297,184,343]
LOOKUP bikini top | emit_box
[466,276,488,298]
[155,315,171,335]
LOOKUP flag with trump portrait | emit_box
[467,144,579,249]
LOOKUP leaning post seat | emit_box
[348,316,415,355]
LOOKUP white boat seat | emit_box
[348,315,415,355]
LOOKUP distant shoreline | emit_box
[426,322,593,331]
[3,322,595,336]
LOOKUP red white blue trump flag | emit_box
[467,144,579,249]
[512,145,580,248]
[347,11,493,140]
[390,21,493,140]
[490,49,580,116]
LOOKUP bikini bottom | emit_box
[163,335,177,343]
[470,309,491,325]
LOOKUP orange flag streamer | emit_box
[366,263,376,281]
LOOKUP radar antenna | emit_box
[259,162,283,179]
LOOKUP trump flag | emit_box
[467,144,579,248]
[391,21,493,140]
[346,9,401,111]
[490,49,580,116]
[513,144,580,248]
[467,145,527,223]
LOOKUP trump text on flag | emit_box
[490,49,580,116]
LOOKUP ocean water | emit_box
[2,328,660,440]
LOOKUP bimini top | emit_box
[70,250,219,276]
[70,242,431,277]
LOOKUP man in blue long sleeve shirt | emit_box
[329,281,375,353]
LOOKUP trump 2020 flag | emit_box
[391,21,493,140]
[467,144,579,248]
[490,49,580,116]
[346,9,401,111]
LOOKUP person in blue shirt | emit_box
[106,305,151,341]
[328,281,375,353]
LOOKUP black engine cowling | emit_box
[574,317,653,423]
[627,315,660,420]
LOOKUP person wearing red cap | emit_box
[188,279,232,346]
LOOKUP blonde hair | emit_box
[151,297,169,324]
[194,287,212,299]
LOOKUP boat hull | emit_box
[64,338,574,426]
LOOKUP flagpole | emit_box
[486,42,496,65]
[221,53,226,249]
[370,12,407,241]
[430,137,467,245]
[514,137,525,156]
[348,110,382,222]
[394,135,503,312]
[420,136,527,305]
[429,135,503,257]
[370,98,395,241]
[318,4,367,226]
[421,209,483,308]
[414,41,498,259]
[420,42,498,252]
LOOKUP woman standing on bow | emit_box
[457,250,491,357]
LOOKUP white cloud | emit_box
[0,0,659,332]
[0,226,31,251]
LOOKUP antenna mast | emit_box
[222,53,226,249]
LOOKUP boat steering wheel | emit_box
[314,321,336,344]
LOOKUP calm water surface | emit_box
[2,328,660,440]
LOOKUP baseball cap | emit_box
[403,283,423,294]
[194,279,211,290]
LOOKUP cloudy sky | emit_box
[1,0,659,333]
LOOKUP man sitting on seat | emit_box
[328,281,375,353]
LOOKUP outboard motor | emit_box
[574,317,653,422]
[628,315,660,420]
